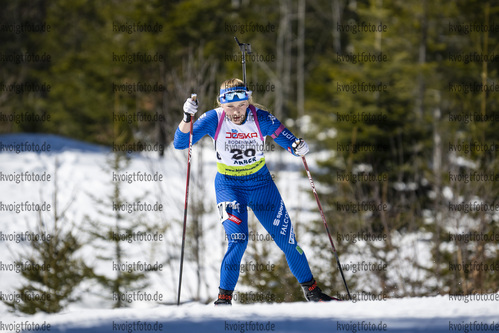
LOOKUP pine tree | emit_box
[432,0,499,295]
[2,159,91,314]
[84,152,160,308]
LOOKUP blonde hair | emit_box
[220,78,246,91]
[216,78,252,106]
[216,78,267,111]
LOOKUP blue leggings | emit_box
[215,170,313,291]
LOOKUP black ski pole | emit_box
[177,93,197,306]
[297,146,352,300]
[234,37,251,85]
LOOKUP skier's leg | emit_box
[219,211,248,291]
[216,185,249,292]
[248,181,313,284]
[249,181,337,301]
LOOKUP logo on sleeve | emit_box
[268,114,276,125]
[281,129,294,140]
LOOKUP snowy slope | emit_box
[2,295,499,333]
[1,134,498,332]
[0,132,333,310]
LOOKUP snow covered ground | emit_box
[0,133,323,308]
[1,133,498,332]
[2,295,499,332]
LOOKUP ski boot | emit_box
[214,287,233,306]
[300,279,340,302]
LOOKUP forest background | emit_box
[0,0,498,313]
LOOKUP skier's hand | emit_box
[183,96,198,122]
[292,138,309,156]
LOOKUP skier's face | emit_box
[222,100,249,125]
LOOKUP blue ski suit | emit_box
[174,105,313,291]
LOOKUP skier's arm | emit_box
[174,109,218,149]
[178,120,191,134]
[257,110,309,156]
[273,127,309,156]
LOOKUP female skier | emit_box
[174,78,335,304]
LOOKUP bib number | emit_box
[230,148,256,160]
